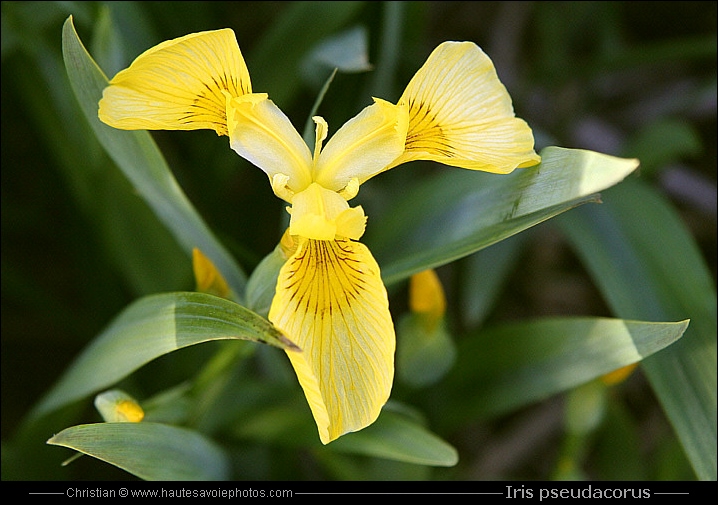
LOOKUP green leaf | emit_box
[558,179,717,480]
[230,384,457,466]
[326,408,459,467]
[397,315,456,387]
[442,317,688,423]
[61,16,247,299]
[47,422,229,481]
[32,292,298,419]
[300,25,372,88]
[245,243,287,318]
[247,1,367,105]
[369,147,639,286]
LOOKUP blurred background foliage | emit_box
[1,1,715,481]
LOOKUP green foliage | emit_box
[48,422,231,481]
[2,1,715,481]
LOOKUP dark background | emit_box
[2,1,715,480]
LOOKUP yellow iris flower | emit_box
[98,29,540,444]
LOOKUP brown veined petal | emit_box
[388,41,540,173]
[98,29,251,136]
[268,238,395,444]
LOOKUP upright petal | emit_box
[268,238,395,444]
[388,41,540,172]
[227,94,313,198]
[99,29,250,136]
[313,98,408,194]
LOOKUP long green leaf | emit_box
[230,386,458,467]
[61,16,247,299]
[369,147,640,286]
[558,179,717,480]
[439,317,688,425]
[47,422,229,481]
[32,292,297,419]
[326,408,458,467]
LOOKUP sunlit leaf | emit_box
[32,292,298,419]
[558,179,717,480]
[47,422,229,481]
[439,317,688,423]
[369,147,639,285]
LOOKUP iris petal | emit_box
[389,41,540,172]
[313,98,408,193]
[289,183,366,241]
[228,95,313,197]
[268,238,395,444]
[98,29,251,136]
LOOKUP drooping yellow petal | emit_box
[388,41,540,173]
[313,98,408,195]
[268,238,395,444]
[289,183,366,241]
[227,94,313,199]
[99,29,251,136]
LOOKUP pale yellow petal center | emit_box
[289,183,366,241]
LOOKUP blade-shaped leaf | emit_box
[32,292,298,419]
[368,147,639,286]
[558,179,717,480]
[231,387,458,467]
[47,422,229,481]
[61,16,247,299]
[325,408,459,467]
[440,317,688,424]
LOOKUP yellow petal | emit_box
[269,238,395,444]
[94,390,145,423]
[98,29,251,136]
[115,400,145,423]
[289,183,366,240]
[409,269,446,330]
[314,98,408,193]
[192,248,230,299]
[600,362,638,386]
[312,116,329,166]
[227,94,313,198]
[389,41,540,173]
